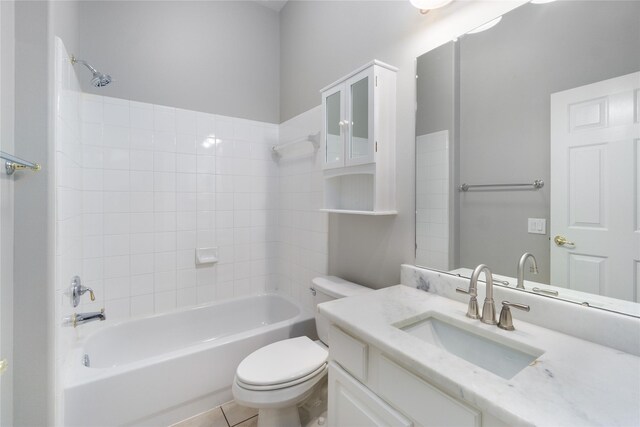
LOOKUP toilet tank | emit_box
[311,276,372,345]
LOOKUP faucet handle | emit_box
[456,287,480,319]
[498,301,530,331]
[70,276,96,307]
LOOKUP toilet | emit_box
[232,276,371,427]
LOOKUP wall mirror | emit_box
[415,0,640,317]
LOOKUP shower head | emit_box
[71,55,112,87]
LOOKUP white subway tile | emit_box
[154,105,175,132]
[154,131,176,152]
[103,170,130,192]
[130,213,154,233]
[176,231,196,250]
[155,290,177,312]
[130,273,154,296]
[175,109,197,135]
[103,125,130,149]
[131,294,154,318]
[154,212,176,232]
[154,252,176,272]
[196,174,215,193]
[104,235,130,257]
[105,276,131,300]
[177,269,196,289]
[154,271,176,293]
[154,232,176,252]
[176,134,196,154]
[130,171,154,192]
[131,129,154,150]
[154,151,176,172]
[130,233,155,254]
[104,102,130,127]
[131,253,154,275]
[104,255,130,278]
[130,192,154,212]
[130,150,154,171]
[176,287,197,308]
[131,105,154,130]
[176,154,197,172]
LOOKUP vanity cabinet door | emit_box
[345,68,375,166]
[328,362,413,427]
[322,84,346,169]
[378,356,481,427]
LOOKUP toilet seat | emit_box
[236,336,328,388]
[236,363,327,391]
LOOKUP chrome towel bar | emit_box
[0,151,41,175]
[272,132,320,157]
[459,179,543,192]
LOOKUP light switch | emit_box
[528,218,546,235]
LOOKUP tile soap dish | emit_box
[196,247,219,265]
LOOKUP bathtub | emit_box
[63,293,316,427]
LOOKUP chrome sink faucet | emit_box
[457,264,497,325]
[517,253,539,289]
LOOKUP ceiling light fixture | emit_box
[410,0,454,14]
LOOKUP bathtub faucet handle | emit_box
[70,276,96,307]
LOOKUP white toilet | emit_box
[232,276,371,427]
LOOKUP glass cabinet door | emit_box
[347,70,374,165]
[324,88,344,168]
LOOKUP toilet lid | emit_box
[236,337,328,386]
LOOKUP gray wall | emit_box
[280,1,426,288]
[13,1,53,425]
[415,40,459,270]
[0,1,15,425]
[417,1,640,282]
[416,42,456,138]
[74,1,280,123]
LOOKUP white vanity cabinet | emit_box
[320,60,397,215]
[327,325,505,427]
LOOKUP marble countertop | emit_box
[318,285,640,427]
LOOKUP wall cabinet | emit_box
[328,325,507,427]
[320,61,397,215]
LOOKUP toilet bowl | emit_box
[232,276,371,427]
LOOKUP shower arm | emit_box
[71,55,98,75]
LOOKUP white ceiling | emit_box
[254,0,289,12]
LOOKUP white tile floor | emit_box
[171,401,258,427]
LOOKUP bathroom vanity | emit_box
[318,280,640,426]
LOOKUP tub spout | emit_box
[65,308,106,328]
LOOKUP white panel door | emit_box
[550,72,640,301]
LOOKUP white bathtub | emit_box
[63,293,316,427]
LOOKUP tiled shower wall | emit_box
[55,37,327,332]
[415,131,450,270]
[276,107,328,313]
[74,94,280,320]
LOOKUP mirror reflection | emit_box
[326,91,342,164]
[415,0,640,312]
[350,77,369,159]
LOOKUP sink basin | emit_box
[397,313,544,379]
